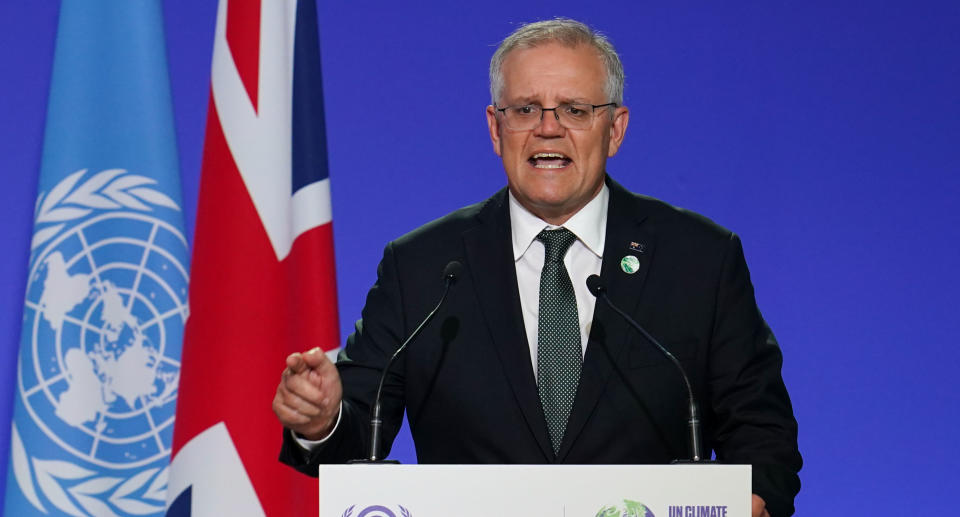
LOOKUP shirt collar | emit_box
[509,184,608,261]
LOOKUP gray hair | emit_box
[489,18,625,106]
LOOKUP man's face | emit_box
[486,42,629,224]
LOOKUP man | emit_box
[273,19,801,517]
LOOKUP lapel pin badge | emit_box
[620,255,640,274]
[629,241,645,254]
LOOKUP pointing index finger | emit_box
[301,347,331,368]
[286,352,308,374]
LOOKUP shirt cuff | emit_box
[291,401,343,451]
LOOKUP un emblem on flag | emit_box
[11,169,188,516]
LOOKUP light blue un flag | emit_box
[4,2,189,516]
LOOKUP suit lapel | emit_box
[462,190,554,461]
[557,179,656,461]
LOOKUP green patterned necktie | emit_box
[536,228,582,454]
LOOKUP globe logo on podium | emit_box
[596,500,656,517]
[17,169,189,470]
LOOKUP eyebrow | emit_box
[507,96,593,106]
[505,96,541,106]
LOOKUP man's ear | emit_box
[607,105,629,157]
[486,105,503,157]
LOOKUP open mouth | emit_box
[528,152,572,169]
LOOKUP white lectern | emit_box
[318,464,749,516]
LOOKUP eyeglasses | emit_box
[494,102,617,131]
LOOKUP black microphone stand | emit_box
[586,275,712,463]
[349,262,461,463]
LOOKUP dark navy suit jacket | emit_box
[280,177,802,516]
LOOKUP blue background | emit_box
[2,1,958,514]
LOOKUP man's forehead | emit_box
[500,41,604,67]
[498,43,607,104]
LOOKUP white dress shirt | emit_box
[509,185,608,378]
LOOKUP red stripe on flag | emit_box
[173,96,336,514]
[225,0,262,112]
[286,226,340,350]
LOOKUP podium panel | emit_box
[318,464,750,516]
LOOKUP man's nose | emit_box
[535,108,565,137]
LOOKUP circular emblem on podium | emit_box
[597,499,656,517]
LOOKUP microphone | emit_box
[586,274,708,463]
[352,260,462,463]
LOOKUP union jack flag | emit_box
[166,0,339,514]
